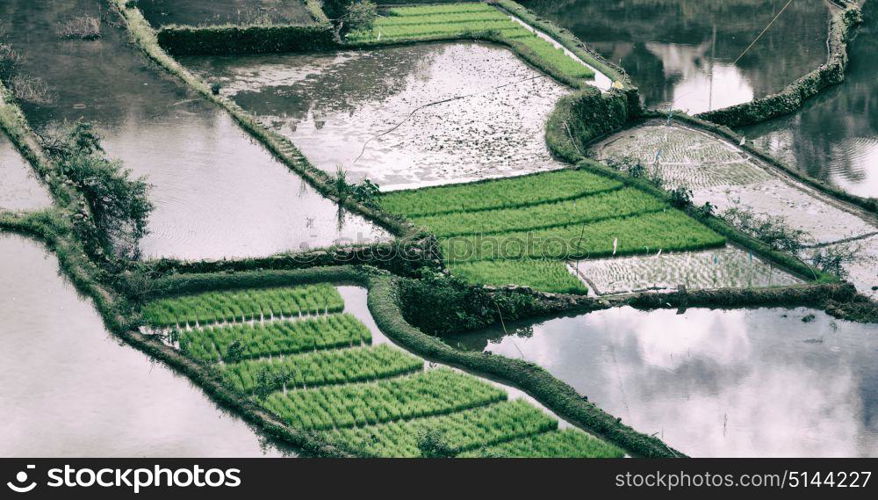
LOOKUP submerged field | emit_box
[0,0,387,260]
[445,306,878,457]
[0,133,52,212]
[182,41,571,190]
[138,0,315,27]
[143,284,623,458]
[381,168,726,293]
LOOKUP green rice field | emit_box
[381,169,725,293]
[346,3,595,82]
[140,284,621,457]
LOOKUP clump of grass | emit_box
[0,43,20,80]
[57,16,102,40]
[8,75,54,104]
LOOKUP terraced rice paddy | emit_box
[381,169,725,293]
[446,307,878,457]
[0,0,387,260]
[0,133,52,211]
[138,0,315,27]
[571,246,803,295]
[181,41,571,189]
[592,120,878,296]
[143,283,621,457]
[347,3,595,81]
[0,234,297,457]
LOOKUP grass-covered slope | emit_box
[143,283,622,457]
[381,169,726,293]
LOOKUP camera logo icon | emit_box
[7,465,37,494]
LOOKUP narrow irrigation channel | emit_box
[521,0,833,113]
[0,233,299,457]
[0,0,388,261]
[444,305,878,457]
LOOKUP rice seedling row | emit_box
[321,399,558,457]
[411,187,668,237]
[448,260,589,294]
[441,210,726,263]
[380,169,622,218]
[459,429,625,458]
[384,4,500,17]
[220,344,424,393]
[179,313,371,362]
[143,284,343,328]
[262,368,506,431]
[347,3,594,80]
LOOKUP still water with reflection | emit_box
[746,1,878,199]
[522,0,831,113]
[446,306,878,457]
[0,234,298,457]
[0,0,386,260]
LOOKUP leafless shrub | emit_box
[57,16,102,40]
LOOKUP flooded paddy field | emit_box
[0,0,387,260]
[592,120,878,297]
[0,233,298,457]
[181,42,571,190]
[0,133,52,212]
[745,0,878,199]
[445,306,878,457]
[570,245,803,296]
[138,0,315,28]
[522,0,832,113]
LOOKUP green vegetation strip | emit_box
[449,260,588,294]
[322,399,557,457]
[411,187,667,237]
[347,3,595,81]
[263,368,506,431]
[219,344,423,393]
[380,169,622,218]
[460,429,624,458]
[143,284,343,327]
[442,210,725,262]
[179,313,370,362]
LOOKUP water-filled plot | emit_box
[522,0,832,113]
[0,133,52,211]
[143,284,621,457]
[138,0,315,28]
[0,0,387,261]
[0,233,297,457]
[745,0,878,199]
[182,42,571,190]
[571,246,803,295]
[445,306,878,457]
[592,121,878,296]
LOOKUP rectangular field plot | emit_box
[179,313,371,362]
[143,284,344,328]
[346,3,594,81]
[459,429,625,458]
[382,168,724,293]
[380,168,622,218]
[572,246,804,295]
[321,399,557,457]
[219,345,424,393]
[263,368,506,431]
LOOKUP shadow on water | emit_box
[522,0,831,114]
[0,233,300,457]
[0,0,388,261]
[745,1,878,199]
[444,305,878,457]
